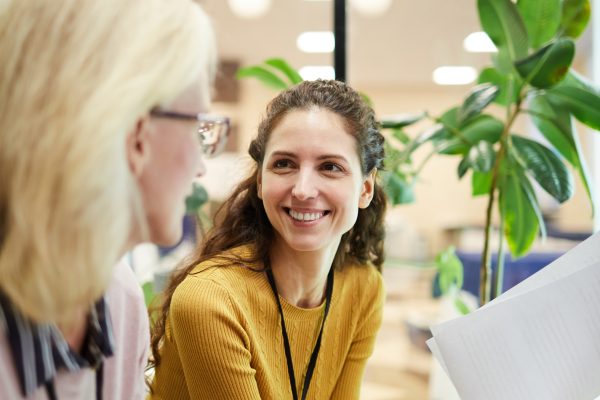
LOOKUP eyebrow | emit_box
[269,151,350,163]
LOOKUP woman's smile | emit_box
[285,207,330,223]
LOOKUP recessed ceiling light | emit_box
[228,0,271,19]
[464,31,497,53]
[350,0,392,16]
[432,66,477,85]
[299,66,336,81]
[297,31,335,53]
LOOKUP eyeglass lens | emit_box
[199,122,229,157]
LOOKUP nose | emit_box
[291,169,318,200]
[196,156,206,177]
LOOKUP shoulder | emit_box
[104,260,149,337]
[105,261,148,327]
[172,247,262,315]
[338,263,384,296]
[105,260,146,313]
[336,263,385,315]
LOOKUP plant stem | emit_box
[480,90,522,306]
[493,218,506,299]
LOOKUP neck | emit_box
[268,244,336,308]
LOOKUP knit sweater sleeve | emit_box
[169,275,262,400]
[330,269,385,399]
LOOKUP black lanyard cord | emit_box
[44,362,104,400]
[266,268,334,400]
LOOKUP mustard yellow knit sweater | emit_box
[149,250,384,400]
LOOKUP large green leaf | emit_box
[517,0,561,48]
[405,124,447,156]
[458,157,470,179]
[468,140,496,172]
[382,171,415,205]
[439,107,460,130]
[560,0,591,39]
[430,107,460,147]
[514,38,574,88]
[437,115,504,154]
[517,168,548,240]
[478,67,520,106]
[499,163,539,257]
[478,0,529,62]
[264,58,303,85]
[559,69,600,95]
[380,112,426,129]
[458,83,500,123]
[457,141,496,178]
[236,65,289,90]
[528,94,576,164]
[472,170,493,196]
[547,72,600,130]
[511,135,574,203]
[528,94,595,213]
[492,47,515,74]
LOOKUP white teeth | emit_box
[289,209,324,221]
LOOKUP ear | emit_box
[126,115,152,178]
[358,168,377,209]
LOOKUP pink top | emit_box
[0,261,150,399]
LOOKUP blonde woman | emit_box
[0,0,228,398]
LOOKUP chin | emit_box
[286,240,328,253]
[151,226,183,247]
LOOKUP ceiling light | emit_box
[299,66,336,81]
[228,0,271,19]
[432,66,477,85]
[297,31,335,53]
[350,0,392,16]
[464,31,497,53]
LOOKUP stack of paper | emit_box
[428,231,600,400]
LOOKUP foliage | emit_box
[381,0,597,304]
[434,246,471,314]
[237,0,598,305]
[237,58,303,89]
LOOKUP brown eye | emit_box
[273,159,294,169]
[321,162,343,172]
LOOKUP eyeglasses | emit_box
[150,108,231,157]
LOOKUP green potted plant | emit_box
[237,0,598,308]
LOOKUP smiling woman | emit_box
[149,79,388,400]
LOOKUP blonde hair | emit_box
[0,0,216,324]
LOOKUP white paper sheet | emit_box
[428,231,600,400]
